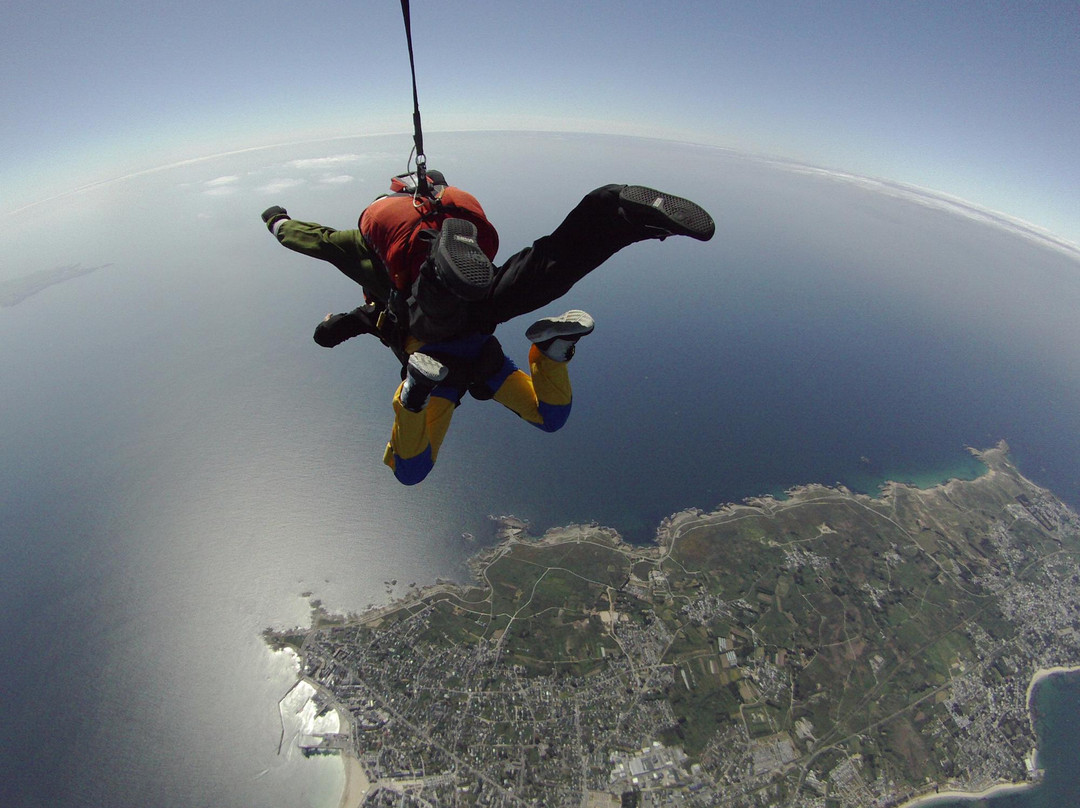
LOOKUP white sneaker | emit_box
[525,310,595,362]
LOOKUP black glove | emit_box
[261,205,289,232]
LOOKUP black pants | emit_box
[473,184,648,330]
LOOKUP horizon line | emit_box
[7,128,1079,261]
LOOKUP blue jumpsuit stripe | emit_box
[393,445,435,486]
[535,400,572,432]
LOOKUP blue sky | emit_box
[4,1,1079,243]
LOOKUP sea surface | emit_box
[1,132,1079,807]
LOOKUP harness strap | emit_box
[377,289,411,367]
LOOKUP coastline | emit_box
[652,443,1008,552]
[895,664,1080,808]
[897,781,1032,808]
[1024,664,1080,708]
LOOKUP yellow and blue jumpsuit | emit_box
[384,333,573,485]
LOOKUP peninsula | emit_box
[266,444,1080,807]
[0,263,112,307]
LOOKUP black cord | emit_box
[399,0,430,195]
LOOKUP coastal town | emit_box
[266,445,1080,807]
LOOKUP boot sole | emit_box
[407,352,449,383]
[434,218,495,299]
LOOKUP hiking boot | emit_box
[400,352,449,412]
[312,305,379,348]
[526,310,595,362]
[430,218,495,301]
[618,185,715,241]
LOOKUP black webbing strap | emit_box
[399,0,431,196]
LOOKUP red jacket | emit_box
[359,187,500,292]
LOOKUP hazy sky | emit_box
[4,1,1079,242]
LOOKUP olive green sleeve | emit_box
[274,219,392,302]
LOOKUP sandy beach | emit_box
[898,781,1032,807]
[1024,664,1080,707]
[338,752,371,808]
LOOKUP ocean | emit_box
[1,132,1079,806]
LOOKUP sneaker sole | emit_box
[407,352,449,383]
[619,186,715,241]
[525,310,596,343]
